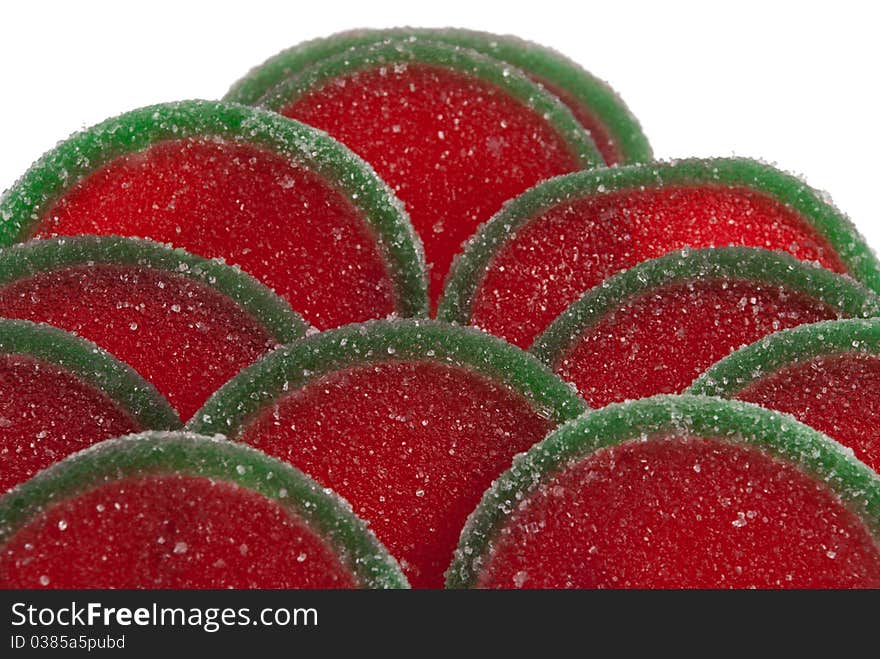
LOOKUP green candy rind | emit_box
[187,318,588,438]
[446,394,880,588]
[0,318,180,431]
[224,27,651,164]
[0,100,428,318]
[689,318,880,398]
[0,235,309,345]
[0,431,410,589]
[255,39,602,169]
[438,158,880,325]
[530,246,880,369]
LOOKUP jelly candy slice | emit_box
[0,100,428,328]
[188,319,588,588]
[690,318,880,474]
[0,236,307,420]
[531,247,880,408]
[0,432,407,589]
[448,395,880,589]
[225,27,651,165]
[440,158,880,347]
[0,319,178,492]
[257,40,600,308]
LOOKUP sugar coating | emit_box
[448,395,880,589]
[441,159,880,348]
[0,101,428,325]
[261,40,598,308]
[0,431,408,589]
[532,247,880,408]
[188,319,587,588]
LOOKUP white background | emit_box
[2,1,878,247]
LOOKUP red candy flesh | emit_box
[238,360,556,588]
[737,354,880,474]
[555,280,839,408]
[280,63,584,307]
[0,355,140,492]
[472,187,847,347]
[0,475,355,588]
[0,265,277,420]
[34,138,395,329]
[476,437,880,589]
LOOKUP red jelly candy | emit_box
[448,395,880,589]
[0,100,428,328]
[690,318,880,475]
[439,158,880,347]
[531,248,880,408]
[0,236,307,420]
[0,432,408,589]
[225,28,652,165]
[188,320,588,588]
[257,40,601,307]
[0,320,178,492]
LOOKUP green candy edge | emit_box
[0,318,180,431]
[530,246,880,369]
[186,318,588,439]
[223,27,651,164]
[255,38,603,169]
[689,317,880,398]
[446,394,880,588]
[0,235,309,345]
[0,431,410,589]
[0,99,429,318]
[438,157,880,325]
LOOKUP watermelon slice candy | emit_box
[448,395,880,589]
[0,236,307,420]
[188,319,587,588]
[0,432,408,589]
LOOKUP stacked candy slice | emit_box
[2,27,880,589]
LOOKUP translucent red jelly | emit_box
[472,187,847,347]
[476,437,880,589]
[33,138,395,329]
[555,280,839,408]
[0,265,277,420]
[281,63,584,307]
[737,354,880,474]
[0,474,355,588]
[238,360,556,588]
[0,355,140,492]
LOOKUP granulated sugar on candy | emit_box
[0,101,428,328]
[0,237,307,420]
[440,158,880,347]
[0,433,408,589]
[188,319,588,588]
[225,28,652,165]
[447,396,880,589]
[531,247,880,408]
[256,40,601,307]
[691,318,880,475]
[0,320,179,492]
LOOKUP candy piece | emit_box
[0,236,307,420]
[448,395,880,589]
[531,247,880,408]
[0,432,407,589]
[690,318,880,474]
[0,100,428,328]
[439,158,880,347]
[256,40,600,308]
[0,319,179,492]
[225,28,651,165]
[188,319,587,588]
